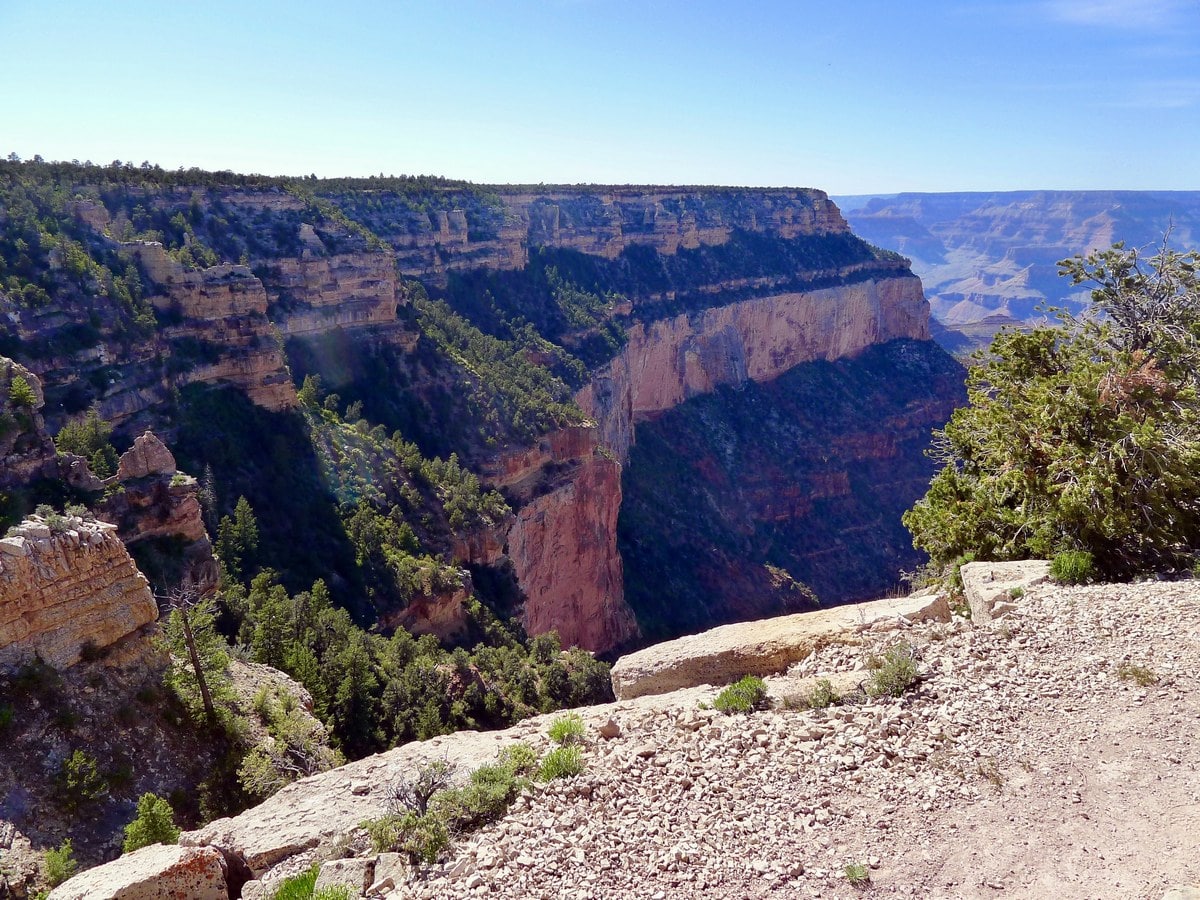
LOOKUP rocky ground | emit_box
[387,581,1199,900]
[44,580,1200,899]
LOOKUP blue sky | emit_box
[2,1,1197,191]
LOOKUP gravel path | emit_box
[396,582,1200,900]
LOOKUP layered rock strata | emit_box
[135,250,297,415]
[386,188,850,284]
[267,252,403,337]
[578,274,929,462]
[0,515,157,669]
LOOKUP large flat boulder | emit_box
[48,844,227,900]
[961,560,1050,624]
[610,591,950,700]
[181,727,540,875]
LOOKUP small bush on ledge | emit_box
[547,712,585,745]
[714,675,769,714]
[866,644,919,698]
[1050,550,1094,585]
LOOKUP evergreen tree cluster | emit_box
[904,241,1200,579]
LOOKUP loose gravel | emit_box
[387,582,1199,900]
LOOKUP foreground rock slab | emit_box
[610,591,950,700]
[961,559,1050,623]
[47,844,227,900]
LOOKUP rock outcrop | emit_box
[98,431,219,592]
[960,559,1051,624]
[46,843,230,900]
[578,274,929,462]
[609,590,949,700]
[143,255,297,414]
[0,515,157,669]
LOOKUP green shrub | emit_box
[435,761,528,830]
[1050,550,1094,584]
[122,792,180,853]
[806,678,839,709]
[8,375,37,408]
[43,839,77,887]
[60,749,107,808]
[269,864,317,900]
[713,675,769,715]
[496,741,538,777]
[904,243,1200,580]
[844,861,871,885]
[866,644,919,698]
[363,810,449,865]
[547,712,585,745]
[0,704,13,731]
[537,745,584,781]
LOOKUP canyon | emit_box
[0,164,954,659]
[837,190,1200,349]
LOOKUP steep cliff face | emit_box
[266,251,404,337]
[494,426,637,651]
[356,188,850,284]
[578,274,929,461]
[618,339,966,643]
[0,515,157,669]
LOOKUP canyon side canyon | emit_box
[0,164,963,659]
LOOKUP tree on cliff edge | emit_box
[903,240,1200,579]
[161,584,232,728]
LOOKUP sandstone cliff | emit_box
[0,515,157,669]
[266,251,404,337]
[578,274,929,462]
[499,427,637,651]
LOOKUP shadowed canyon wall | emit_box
[0,169,959,655]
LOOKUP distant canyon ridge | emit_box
[835,190,1200,351]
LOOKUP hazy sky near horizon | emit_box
[2,1,1197,192]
